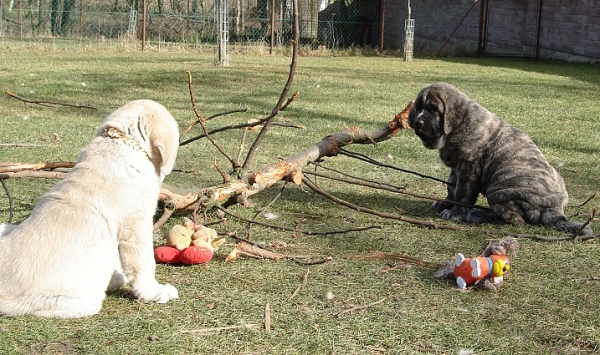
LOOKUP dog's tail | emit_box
[540,209,593,236]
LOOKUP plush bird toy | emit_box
[155,218,225,265]
[434,237,519,291]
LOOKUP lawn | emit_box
[0,39,599,354]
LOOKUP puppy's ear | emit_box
[152,139,177,182]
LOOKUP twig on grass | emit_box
[569,207,596,240]
[0,178,13,224]
[264,302,271,332]
[573,276,600,282]
[302,175,598,242]
[303,169,493,213]
[338,148,450,185]
[289,268,309,300]
[570,192,598,207]
[180,323,259,335]
[216,205,381,236]
[5,90,97,110]
[341,253,444,269]
[333,297,386,318]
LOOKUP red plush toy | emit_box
[154,218,224,265]
[154,245,213,265]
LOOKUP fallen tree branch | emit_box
[176,101,414,212]
[0,170,69,179]
[5,90,98,110]
[0,162,75,174]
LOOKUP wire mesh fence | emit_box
[0,0,384,50]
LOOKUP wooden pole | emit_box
[142,0,147,50]
[270,0,275,54]
[379,0,385,52]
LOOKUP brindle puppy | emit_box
[408,82,592,236]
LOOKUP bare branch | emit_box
[339,148,450,185]
[5,90,97,110]
[0,178,13,224]
[241,0,300,171]
[186,71,238,168]
[334,298,386,318]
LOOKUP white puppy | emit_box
[0,99,180,318]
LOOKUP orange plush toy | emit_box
[434,237,519,291]
[452,253,510,289]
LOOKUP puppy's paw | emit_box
[466,210,486,224]
[440,208,466,222]
[431,201,453,212]
[134,283,179,304]
[466,209,502,225]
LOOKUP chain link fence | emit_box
[0,0,383,50]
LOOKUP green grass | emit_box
[1,39,600,354]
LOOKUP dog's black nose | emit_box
[414,119,424,131]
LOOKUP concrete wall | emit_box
[382,0,600,61]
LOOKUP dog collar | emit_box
[102,127,149,159]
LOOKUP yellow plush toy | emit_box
[156,219,225,265]
[191,225,226,252]
[165,217,195,250]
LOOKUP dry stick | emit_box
[153,201,176,233]
[334,297,386,318]
[310,161,406,191]
[338,148,451,185]
[180,323,259,334]
[241,0,299,171]
[0,143,48,147]
[0,162,75,174]
[182,108,248,137]
[341,253,443,269]
[0,170,69,179]
[571,192,598,207]
[264,303,271,332]
[186,71,238,169]
[302,176,597,242]
[180,113,272,146]
[289,269,309,300]
[245,183,286,239]
[5,90,97,110]
[303,169,493,213]
[569,207,596,241]
[0,178,13,224]
[235,127,250,168]
[302,176,468,232]
[217,205,381,236]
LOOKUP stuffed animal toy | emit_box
[452,253,510,289]
[155,219,225,265]
[165,217,195,250]
[434,237,519,291]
